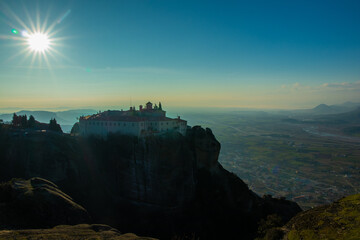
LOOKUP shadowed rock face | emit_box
[0,126,302,239]
[187,127,221,170]
[0,177,90,229]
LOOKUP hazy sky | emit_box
[0,0,359,110]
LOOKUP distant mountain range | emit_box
[317,106,360,124]
[0,109,97,132]
[278,102,360,116]
[1,102,359,131]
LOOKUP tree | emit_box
[20,115,28,128]
[49,118,63,133]
[11,114,30,128]
[28,115,36,128]
[12,113,21,126]
[70,122,80,135]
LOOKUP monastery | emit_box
[79,101,187,137]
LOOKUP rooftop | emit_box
[81,110,186,122]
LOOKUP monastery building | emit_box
[79,102,187,137]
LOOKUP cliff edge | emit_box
[0,125,302,239]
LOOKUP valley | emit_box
[183,110,360,209]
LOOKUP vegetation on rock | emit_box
[258,194,360,240]
[285,194,360,240]
[0,224,157,240]
[49,118,63,132]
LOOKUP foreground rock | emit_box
[0,177,90,229]
[0,224,157,240]
[259,193,360,240]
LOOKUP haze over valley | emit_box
[1,101,359,211]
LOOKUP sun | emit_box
[27,32,50,52]
[1,5,70,67]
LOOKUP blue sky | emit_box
[0,0,359,110]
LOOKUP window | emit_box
[101,122,103,126]
[109,122,112,126]
[97,122,99,126]
[166,122,168,125]
[124,123,126,126]
[132,123,134,127]
[105,122,107,126]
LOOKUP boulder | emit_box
[0,177,90,229]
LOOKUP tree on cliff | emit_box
[21,115,28,128]
[12,113,21,126]
[28,115,36,128]
[49,118,63,133]
[12,114,29,128]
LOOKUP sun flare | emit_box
[1,4,68,67]
[27,32,50,52]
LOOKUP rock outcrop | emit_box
[283,193,360,240]
[0,126,302,239]
[258,194,360,240]
[0,224,157,240]
[0,177,90,229]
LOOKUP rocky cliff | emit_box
[0,125,301,239]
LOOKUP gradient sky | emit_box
[0,0,359,110]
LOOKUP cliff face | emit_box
[113,131,196,206]
[0,126,301,239]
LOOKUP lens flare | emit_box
[21,30,29,37]
[27,32,50,52]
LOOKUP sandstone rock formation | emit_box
[0,126,302,239]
